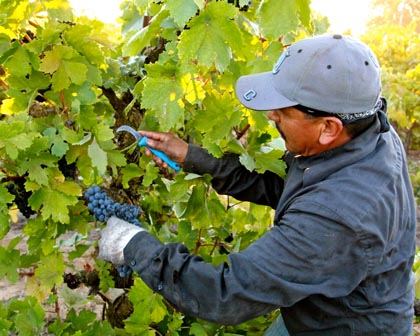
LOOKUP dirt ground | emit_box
[0,216,108,322]
[1,151,419,333]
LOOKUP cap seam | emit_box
[343,39,352,114]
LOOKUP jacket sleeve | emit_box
[123,199,370,325]
[182,145,285,209]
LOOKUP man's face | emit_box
[267,107,322,156]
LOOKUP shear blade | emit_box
[116,125,142,142]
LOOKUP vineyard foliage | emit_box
[363,19,420,151]
[0,0,315,334]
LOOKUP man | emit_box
[98,34,416,335]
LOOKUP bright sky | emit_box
[70,0,373,37]
[311,0,373,36]
[70,0,122,24]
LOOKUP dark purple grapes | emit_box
[84,186,142,278]
[84,186,142,227]
[116,264,133,277]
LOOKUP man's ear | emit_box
[318,117,345,145]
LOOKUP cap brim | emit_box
[235,72,297,111]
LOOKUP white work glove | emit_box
[98,216,145,265]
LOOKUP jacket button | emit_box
[130,260,136,266]
[157,283,163,291]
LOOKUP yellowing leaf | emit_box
[26,276,48,302]
[40,46,69,74]
[181,73,205,104]
[0,98,16,115]
[27,253,65,302]
[54,181,81,196]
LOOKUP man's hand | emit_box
[139,131,188,169]
[98,216,145,265]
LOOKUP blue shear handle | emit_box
[138,137,181,172]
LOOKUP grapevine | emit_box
[0,0,312,334]
[5,177,35,218]
[84,186,142,277]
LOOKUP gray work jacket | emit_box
[124,114,416,335]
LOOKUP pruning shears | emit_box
[116,125,181,172]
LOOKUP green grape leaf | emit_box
[0,241,20,283]
[58,284,89,308]
[0,212,11,240]
[43,128,69,157]
[7,70,50,92]
[68,244,90,260]
[54,180,81,196]
[239,152,257,171]
[166,0,198,27]
[121,163,143,188]
[123,8,169,56]
[257,1,299,39]
[94,259,114,293]
[296,0,311,31]
[88,137,108,176]
[182,183,211,229]
[40,45,77,74]
[17,152,56,186]
[34,253,65,293]
[51,66,71,91]
[94,123,115,143]
[64,60,88,85]
[107,150,127,177]
[63,25,105,65]
[0,184,15,210]
[28,187,78,223]
[254,150,287,176]
[141,64,184,130]
[189,322,208,336]
[3,45,32,77]
[27,164,49,186]
[125,278,168,334]
[178,2,242,72]
[9,297,45,335]
[0,124,37,160]
[0,33,11,55]
[85,64,102,87]
[142,163,160,187]
[191,90,242,156]
[66,308,97,331]
[51,61,88,92]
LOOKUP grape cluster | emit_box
[84,186,142,277]
[6,178,35,218]
[84,186,141,225]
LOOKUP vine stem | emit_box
[193,228,203,254]
[59,91,68,116]
[235,124,250,140]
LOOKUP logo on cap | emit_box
[243,89,257,101]
[272,47,290,74]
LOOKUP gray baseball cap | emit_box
[235,34,382,115]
